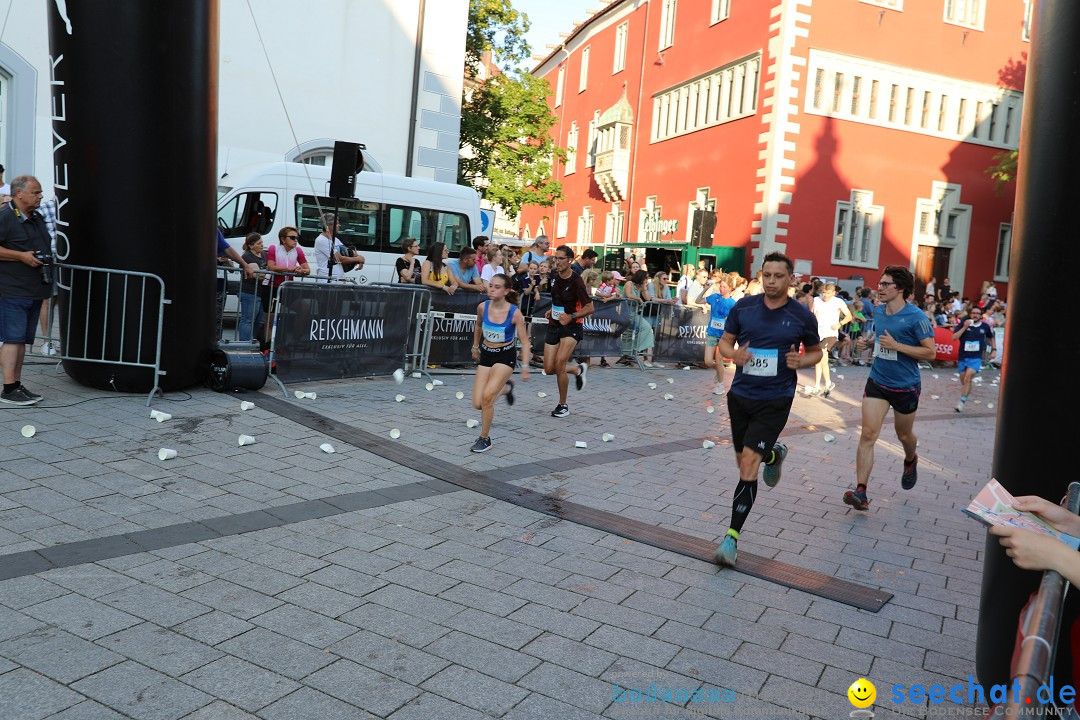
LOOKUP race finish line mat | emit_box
[258,394,893,612]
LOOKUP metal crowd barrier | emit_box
[631,300,711,369]
[54,263,170,406]
[992,482,1080,718]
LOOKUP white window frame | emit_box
[586,111,600,167]
[555,66,565,107]
[565,122,578,175]
[710,0,731,24]
[860,0,903,9]
[578,206,594,246]
[995,222,1011,281]
[659,0,677,51]
[651,53,761,142]
[639,196,661,244]
[556,211,569,239]
[613,22,628,73]
[944,0,984,30]
[579,46,590,93]
[1022,0,1034,41]
[605,203,625,245]
[832,190,883,269]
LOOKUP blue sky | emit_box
[516,0,604,64]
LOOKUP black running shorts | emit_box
[479,343,517,368]
[864,377,921,415]
[727,392,794,457]
[545,321,583,345]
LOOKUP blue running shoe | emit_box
[843,488,870,511]
[715,534,738,567]
[762,442,787,488]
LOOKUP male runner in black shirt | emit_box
[545,245,594,417]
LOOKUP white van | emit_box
[216,161,481,284]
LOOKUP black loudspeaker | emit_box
[329,141,364,198]
[691,209,717,248]
[208,350,268,392]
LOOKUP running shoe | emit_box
[715,534,738,567]
[762,442,787,488]
[505,379,515,406]
[0,385,41,405]
[470,436,492,453]
[901,454,918,490]
[599,358,610,368]
[807,386,822,397]
[551,404,570,418]
[713,382,725,396]
[955,398,966,413]
[576,362,587,391]
[38,342,58,357]
[823,382,836,398]
[652,361,665,368]
[843,488,870,511]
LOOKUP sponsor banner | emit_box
[653,303,711,363]
[527,297,634,358]
[934,326,959,363]
[423,290,488,365]
[274,283,409,382]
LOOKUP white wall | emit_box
[0,0,468,193]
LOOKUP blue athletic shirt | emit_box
[725,295,820,401]
[867,302,934,388]
[953,321,993,360]
[481,301,517,345]
[705,294,737,338]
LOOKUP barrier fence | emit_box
[55,263,170,406]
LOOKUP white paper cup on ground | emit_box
[702,440,716,449]
[455,391,464,399]
[240,401,255,411]
[393,369,405,384]
[466,419,478,428]
[706,406,715,414]
[537,392,547,398]
[575,441,588,449]
[294,390,305,399]
[390,429,401,439]
[931,395,940,400]
[154,412,172,423]
[932,374,940,379]
[425,383,434,391]
[683,366,691,371]
[987,403,995,409]
[666,378,675,384]
[238,435,255,446]
[411,371,422,379]
[824,434,836,443]
[158,448,177,461]
[663,393,673,400]
[320,443,335,454]
[20,425,35,438]
[647,382,657,389]
[304,392,317,400]
[395,394,405,402]
[432,379,444,386]
[602,433,614,442]
[836,374,845,380]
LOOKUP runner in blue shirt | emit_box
[845,266,936,511]
[714,252,822,567]
[951,305,996,413]
[697,273,737,398]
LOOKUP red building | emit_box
[518,0,1031,300]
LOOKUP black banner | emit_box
[652,303,711,363]
[528,297,634,358]
[273,283,410,383]
[422,290,488,365]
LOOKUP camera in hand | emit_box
[34,251,53,285]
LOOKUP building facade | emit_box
[518,0,1030,300]
[0,0,468,190]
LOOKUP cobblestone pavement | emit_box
[0,354,1002,719]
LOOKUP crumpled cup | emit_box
[702,440,716,449]
[319,443,335,454]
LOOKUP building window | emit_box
[850,76,862,115]
[579,46,590,92]
[944,0,984,30]
[860,0,902,8]
[1023,0,1034,41]
[659,0,677,50]
[832,73,844,113]
[711,0,731,24]
[605,203,625,244]
[614,22,628,73]
[557,211,569,238]
[832,190,882,266]
[578,207,594,246]
[869,79,879,118]
[652,53,760,142]
[937,95,948,132]
[555,65,565,107]
[587,111,599,167]
[995,223,1011,280]
[813,68,824,109]
[566,122,578,175]
[640,196,661,243]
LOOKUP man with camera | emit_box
[0,175,51,405]
[314,212,364,281]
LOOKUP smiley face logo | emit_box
[847,678,876,708]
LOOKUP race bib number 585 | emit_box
[743,347,778,377]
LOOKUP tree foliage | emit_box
[987,150,1018,195]
[459,0,564,219]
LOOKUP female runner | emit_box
[469,274,530,452]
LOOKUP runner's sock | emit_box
[856,484,867,494]
[3,383,16,394]
[730,479,758,533]
[961,395,968,402]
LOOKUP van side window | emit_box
[388,206,470,256]
[295,195,381,251]
[218,192,278,238]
